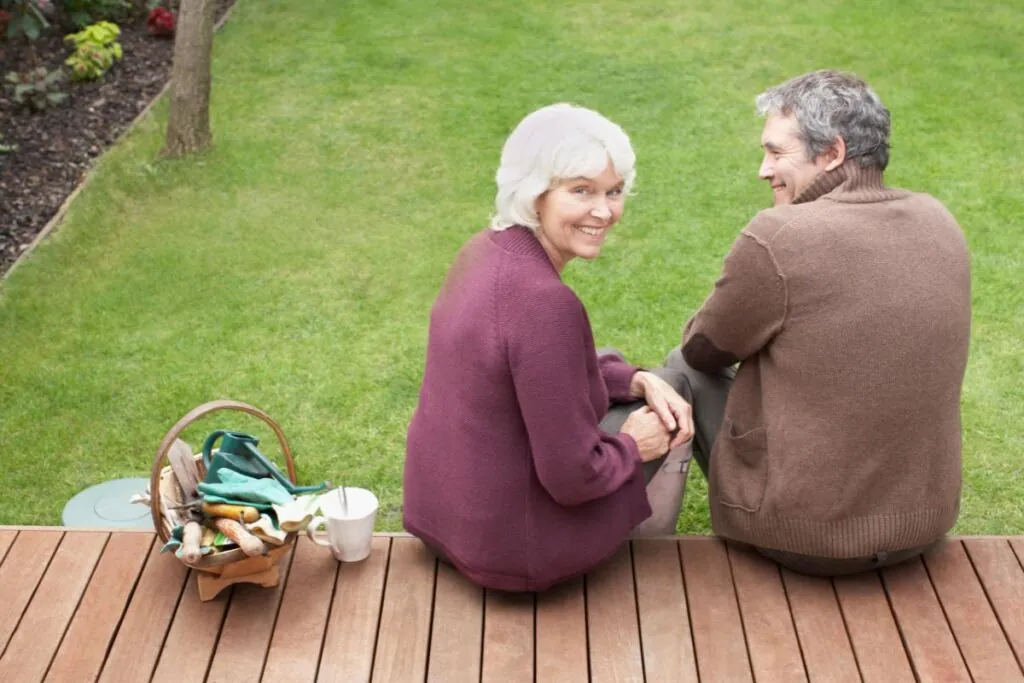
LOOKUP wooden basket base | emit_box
[198,563,281,601]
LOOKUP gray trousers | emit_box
[651,346,935,577]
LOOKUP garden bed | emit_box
[0,0,232,277]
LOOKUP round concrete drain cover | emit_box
[62,478,153,529]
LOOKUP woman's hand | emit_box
[629,371,695,449]
[621,407,672,463]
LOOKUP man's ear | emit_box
[824,136,847,171]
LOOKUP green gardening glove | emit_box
[196,469,294,506]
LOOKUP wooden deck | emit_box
[1,529,1023,682]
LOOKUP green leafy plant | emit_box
[64,20,122,81]
[62,0,131,29]
[5,66,67,111]
[1,0,52,42]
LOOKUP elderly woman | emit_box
[403,104,694,592]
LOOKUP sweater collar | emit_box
[792,162,906,205]
[488,224,558,270]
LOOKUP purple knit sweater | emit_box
[404,226,652,591]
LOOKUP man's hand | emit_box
[629,371,695,449]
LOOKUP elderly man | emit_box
[669,70,971,575]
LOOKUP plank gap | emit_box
[39,532,113,683]
[829,577,866,683]
[675,540,701,683]
[367,537,393,683]
[0,530,17,566]
[423,556,440,683]
[777,563,810,681]
[724,544,758,683]
[919,553,976,682]
[202,585,236,683]
[583,575,592,683]
[313,546,346,683]
[963,540,1024,677]
[628,543,648,683]
[879,566,921,682]
[0,530,65,660]
[1010,540,1024,574]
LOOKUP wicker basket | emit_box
[149,399,297,577]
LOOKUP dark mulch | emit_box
[0,1,232,278]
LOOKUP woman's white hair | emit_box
[491,103,636,231]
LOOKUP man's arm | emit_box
[682,229,787,372]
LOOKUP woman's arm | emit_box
[506,286,644,507]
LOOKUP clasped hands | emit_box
[622,371,695,463]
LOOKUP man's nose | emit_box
[758,155,773,180]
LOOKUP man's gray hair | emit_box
[756,70,891,170]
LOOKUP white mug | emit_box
[306,487,378,562]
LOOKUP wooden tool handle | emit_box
[202,502,260,523]
[181,521,203,564]
[211,517,266,557]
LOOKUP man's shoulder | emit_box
[741,204,815,244]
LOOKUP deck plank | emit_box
[926,540,1024,681]
[0,530,63,655]
[0,530,16,566]
[883,557,971,682]
[150,571,232,683]
[833,571,915,683]
[319,537,392,683]
[371,537,436,683]
[44,533,153,683]
[680,537,754,682]
[205,545,295,683]
[586,545,644,683]
[427,561,483,683]
[727,544,806,683]
[0,532,107,683]
[782,569,860,683]
[262,537,340,682]
[482,590,534,683]
[536,578,587,683]
[96,537,190,683]
[632,539,699,682]
[964,538,1024,670]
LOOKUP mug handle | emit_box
[305,516,331,547]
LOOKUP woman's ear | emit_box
[824,136,847,171]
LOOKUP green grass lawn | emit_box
[1,0,1021,534]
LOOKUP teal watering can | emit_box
[202,430,328,495]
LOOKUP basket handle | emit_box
[150,400,297,542]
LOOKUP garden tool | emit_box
[202,430,328,495]
[201,502,261,523]
[197,468,295,506]
[210,517,266,556]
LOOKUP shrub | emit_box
[62,0,131,29]
[146,6,173,37]
[5,66,67,111]
[64,20,122,81]
[1,0,54,42]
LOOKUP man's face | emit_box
[758,114,833,206]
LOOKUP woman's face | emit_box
[535,162,626,273]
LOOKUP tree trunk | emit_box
[162,0,216,157]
